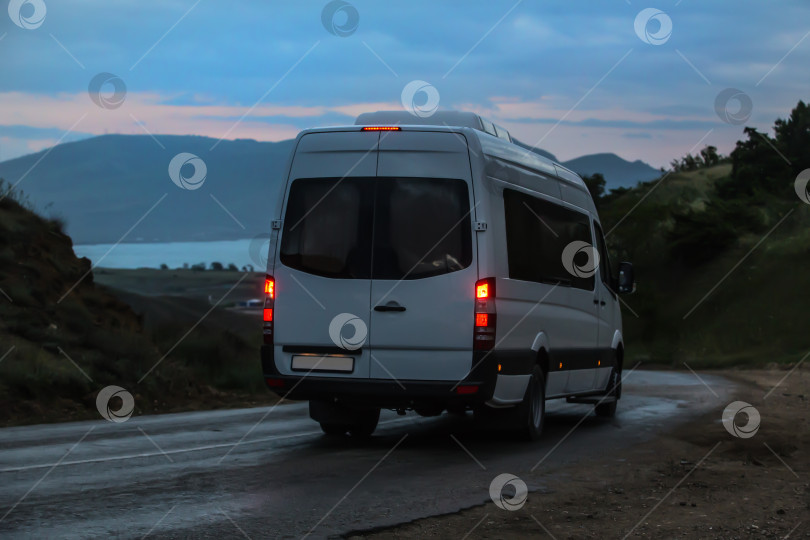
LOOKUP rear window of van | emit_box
[280,178,472,280]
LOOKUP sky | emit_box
[0,0,808,168]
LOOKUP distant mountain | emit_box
[561,153,661,189]
[505,140,660,189]
[0,134,660,244]
[0,135,294,244]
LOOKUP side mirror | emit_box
[617,262,635,294]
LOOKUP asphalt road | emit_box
[0,370,733,539]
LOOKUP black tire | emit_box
[320,423,348,436]
[595,368,620,418]
[516,365,545,441]
[347,408,380,438]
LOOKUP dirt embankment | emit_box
[353,368,810,539]
[0,193,274,427]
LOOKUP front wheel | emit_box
[595,368,620,418]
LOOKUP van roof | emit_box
[352,111,586,191]
[355,110,511,140]
[297,112,587,191]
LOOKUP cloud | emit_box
[0,91,365,145]
[623,132,653,139]
[1,1,808,166]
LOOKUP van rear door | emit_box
[369,132,477,382]
[273,131,377,379]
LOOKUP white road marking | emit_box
[0,417,414,474]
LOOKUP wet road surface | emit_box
[0,370,733,539]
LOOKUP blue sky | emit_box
[0,0,808,167]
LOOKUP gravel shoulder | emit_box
[350,368,810,539]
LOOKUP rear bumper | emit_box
[261,345,498,408]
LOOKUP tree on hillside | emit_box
[699,146,720,167]
[669,146,723,172]
[582,173,606,203]
[773,100,810,172]
[728,100,810,199]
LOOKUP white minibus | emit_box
[261,111,635,440]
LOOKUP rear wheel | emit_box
[311,401,381,438]
[515,365,545,441]
[595,367,620,418]
[320,423,349,436]
[347,408,380,438]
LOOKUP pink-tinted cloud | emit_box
[0,92,399,144]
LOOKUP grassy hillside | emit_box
[0,181,271,426]
[601,163,809,367]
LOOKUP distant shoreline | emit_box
[74,238,267,270]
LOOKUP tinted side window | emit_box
[373,178,472,280]
[503,188,595,290]
[593,222,613,289]
[280,178,373,279]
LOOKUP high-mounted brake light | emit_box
[361,126,401,131]
[473,278,496,351]
[263,275,275,345]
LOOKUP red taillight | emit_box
[456,384,479,395]
[265,377,284,388]
[264,278,274,298]
[361,126,401,131]
[474,278,496,351]
[263,275,274,345]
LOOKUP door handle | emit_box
[374,302,406,312]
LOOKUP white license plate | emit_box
[291,355,354,373]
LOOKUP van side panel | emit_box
[558,182,596,214]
